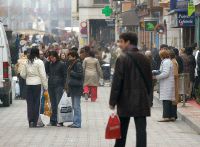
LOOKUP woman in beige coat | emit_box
[83,51,103,102]
[169,50,179,121]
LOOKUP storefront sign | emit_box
[106,19,115,27]
[144,18,158,31]
[178,12,195,27]
[170,11,195,28]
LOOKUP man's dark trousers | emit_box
[114,117,147,147]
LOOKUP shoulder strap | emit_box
[126,53,151,95]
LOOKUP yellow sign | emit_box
[188,2,195,16]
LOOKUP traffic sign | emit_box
[102,6,113,17]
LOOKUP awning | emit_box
[121,9,139,26]
[14,29,46,35]
[168,9,187,15]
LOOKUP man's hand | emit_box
[109,105,115,110]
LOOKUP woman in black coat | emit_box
[67,51,83,128]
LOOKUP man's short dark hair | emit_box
[68,51,79,59]
[160,44,168,49]
[71,47,78,52]
[119,33,138,46]
[173,48,179,56]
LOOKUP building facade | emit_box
[79,0,115,47]
[194,1,200,47]
[0,0,72,34]
[169,0,195,48]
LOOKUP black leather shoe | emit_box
[29,122,36,128]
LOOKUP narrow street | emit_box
[0,87,200,147]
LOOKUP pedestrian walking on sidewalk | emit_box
[185,47,196,98]
[169,49,179,120]
[194,49,200,97]
[180,48,191,98]
[109,33,153,147]
[20,48,48,128]
[67,51,83,128]
[83,51,103,102]
[102,48,112,82]
[173,48,184,74]
[154,50,176,122]
[46,51,67,127]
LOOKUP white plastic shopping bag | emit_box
[57,91,73,123]
[15,81,20,97]
[39,114,50,125]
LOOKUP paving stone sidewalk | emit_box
[154,92,200,135]
[0,87,200,147]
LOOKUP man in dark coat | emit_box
[109,33,153,147]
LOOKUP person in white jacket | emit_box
[154,49,175,122]
[21,47,48,128]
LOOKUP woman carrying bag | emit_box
[67,51,84,128]
[21,47,48,128]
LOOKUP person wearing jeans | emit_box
[46,51,67,127]
[109,33,153,147]
[67,51,83,128]
[71,96,82,127]
[48,86,64,125]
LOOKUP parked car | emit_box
[0,22,12,107]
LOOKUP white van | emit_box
[0,22,12,107]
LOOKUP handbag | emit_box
[105,113,121,139]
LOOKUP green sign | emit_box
[144,21,158,31]
[188,2,195,16]
[102,6,113,17]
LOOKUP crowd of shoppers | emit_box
[19,42,105,128]
[16,31,200,147]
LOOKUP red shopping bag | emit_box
[105,113,121,139]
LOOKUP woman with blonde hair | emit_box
[154,50,175,122]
